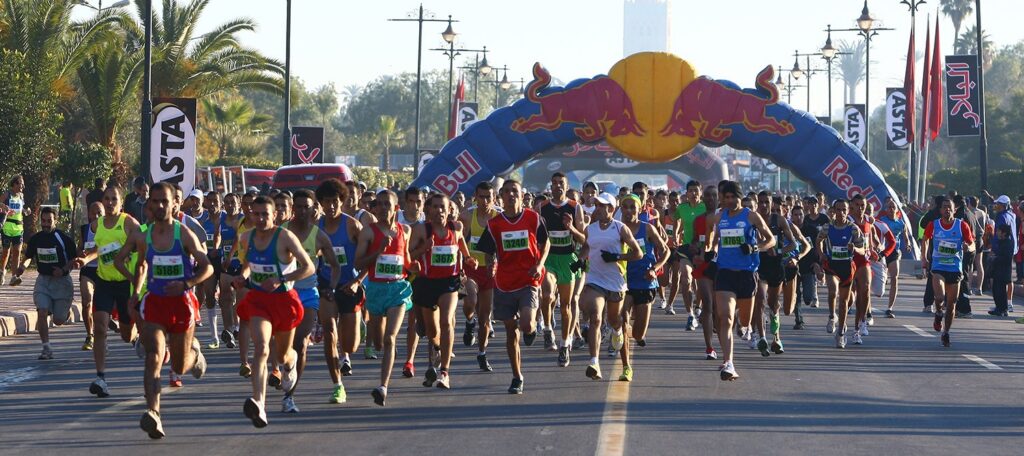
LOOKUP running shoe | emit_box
[371,386,387,406]
[665,306,677,315]
[436,370,450,389]
[508,377,524,394]
[923,305,932,314]
[741,327,752,341]
[607,341,616,357]
[140,410,165,439]
[637,338,647,347]
[281,360,297,392]
[489,326,495,338]
[572,335,587,351]
[611,331,625,352]
[619,365,633,382]
[523,331,538,347]
[657,297,666,309]
[941,332,950,347]
[364,346,378,360]
[685,314,695,331]
[957,312,973,319]
[191,338,207,379]
[543,328,556,351]
[1009,303,1014,312]
[988,309,1008,317]
[108,318,119,332]
[281,395,299,413]
[89,377,110,397]
[423,366,438,387]
[858,322,869,336]
[207,340,220,349]
[826,317,836,334]
[793,320,805,330]
[748,334,758,350]
[10,275,22,286]
[477,353,493,372]
[341,359,353,376]
[769,314,780,335]
[933,314,943,332]
[402,362,415,378]
[169,374,182,388]
[866,312,874,326]
[312,323,323,344]
[38,346,53,360]
[268,368,282,389]
[852,332,863,345]
[134,337,146,359]
[810,301,819,308]
[243,398,268,428]
[771,339,784,354]
[558,347,570,367]
[705,347,718,360]
[329,384,347,404]
[586,363,602,380]
[885,309,896,318]
[719,361,739,381]
[239,363,252,378]
[82,335,93,351]
[757,338,771,357]
[835,332,847,349]
[463,319,477,347]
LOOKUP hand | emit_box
[341,280,359,296]
[163,280,187,296]
[600,250,620,263]
[921,259,930,271]
[703,251,715,263]
[260,277,280,292]
[127,294,138,316]
[231,275,246,290]
[323,286,335,302]
[71,257,85,269]
[465,256,479,270]
[645,268,657,281]
[528,264,543,279]
[786,258,798,268]
[561,213,573,228]
[765,245,777,256]
[409,261,422,276]
[569,258,586,273]
[378,231,394,252]
[422,234,434,251]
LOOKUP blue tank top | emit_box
[196,211,217,251]
[931,219,964,273]
[825,224,855,262]
[318,215,359,284]
[246,227,296,292]
[220,212,236,257]
[626,222,659,290]
[145,222,193,297]
[880,214,906,252]
[716,208,759,272]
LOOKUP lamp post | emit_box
[975,0,989,191]
[140,0,153,183]
[830,1,893,162]
[791,50,824,114]
[483,65,511,112]
[430,19,490,136]
[458,47,493,103]
[389,5,455,178]
[281,0,292,165]
[819,25,851,125]
[775,66,805,191]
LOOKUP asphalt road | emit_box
[0,277,1021,456]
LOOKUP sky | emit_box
[77,0,1024,119]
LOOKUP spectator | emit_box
[989,224,1013,317]
[991,195,1017,308]
[123,177,148,224]
[85,178,105,208]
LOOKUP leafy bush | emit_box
[53,143,113,188]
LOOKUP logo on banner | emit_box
[457,102,479,135]
[945,55,982,137]
[151,98,197,193]
[823,156,882,209]
[432,150,482,195]
[844,104,866,151]
[886,88,909,150]
[290,126,325,164]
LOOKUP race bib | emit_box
[635,238,647,250]
[222,244,233,256]
[549,230,571,247]
[84,241,96,250]
[937,240,958,256]
[698,234,706,244]
[205,233,215,248]
[666,225,675,235]
[830,246,851,260]
[720,228,743,248]
[37,247,58,264]
[501,230,529,252]
[333,246,349,267]
[470,235,481,252]
[250,263,277,284]
[375,254,404,280]
[99,242,122,265]
[430,245,458,267]
[152,255,185,279]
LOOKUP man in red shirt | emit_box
[921,198,976,347]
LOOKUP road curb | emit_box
[0,302,84,338]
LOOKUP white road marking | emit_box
[963,354,1003,371]
[595,362,629,456]
[903,324,934,338]
[0,367,41,392]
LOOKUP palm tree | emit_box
[202,96,272,159]
[955,25,995,69]
[76,39,144,162]
[834,39,866,106]
[134,0,284,98]
[941,0,973,46]
[311,83,339,126]
[377,115,404,171]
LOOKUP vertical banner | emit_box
[945,55,981,137]
[456,102,479,136]
[227,166,245,193]
[211,166,227,194]
[885,87,910,150]
[151,98,197,193]
[290,126,325,164]
[844,104,867,151]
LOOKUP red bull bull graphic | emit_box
[412,52,906,230]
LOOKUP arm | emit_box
[402,225,414,273]
[748,212,777,253]
[963,221,977,253]
[532,223,550,278]
[179,227,213,291]
[704,213,719,254]
[850,229,867,257]
[317,230,342,292]
[279,230,315,285]
[113,231,143,283]
[456,229,478,269]
[779,218,798,255]
[407,224,431,260]
[353,226,382,271]
[567,204,586,244]
[648,225,670,271]
[619,225,644,262]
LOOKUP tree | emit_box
[76,39,144,162]
[941,0,974,47]
[377,115,404,171]
[834,39,866,107]
[310,83,339,126]
[52,143,113,189]
[955,25,995,69]
[201,96,272,159]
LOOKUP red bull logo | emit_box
[432,150,483,196]
[824,156,882,208]
[659,66,795,142]
[511,63,645,142]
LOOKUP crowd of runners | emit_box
[4,170,1005,440]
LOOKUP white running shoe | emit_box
[826,318,836,334]
[741,327,752,341]
[656,297,666,309]
[89,377,110,397]
[719,361,738,381]
[835,332,847,349]
[281,359,298,392]
[190,337,207,379]
[858,322,869,337]
[281,395,299,413]
[134,338,146,359]
[852,332,863,345]
[610,331,624,351]
[748,334,758,350]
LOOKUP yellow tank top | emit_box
[233,215,254,261]
[469,207,495,263]
[95,213,136,282]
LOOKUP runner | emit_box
[192,191,223,349]
[539,173,586,359]
[78,202,105,350]
[279,189,340,412]
[409,193,476,389]
[72,186,142,397]
[691,185,719,359]
[657,190,681,313]
[217,193,240,349]
[1,175,31,285]
[921,198,975,347]
[673,180,706,320]
[816,199,865,348]
[704,181,774,380]
[752,193,802,356]
[849,195,877,343]
[354,190,413,406]
[232,195,315,427]
[473,180,549,393]
[791,203,816,329]
[878,198,911,318]
[397,187,425,379]
[460,182,500,371]
[16,207,77,360]
[316,178,364,404]
[619,194,668,381]
[225,191,259,378]
[114,182,212,439]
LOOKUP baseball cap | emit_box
[594,192,618,206]
[187,189,204,200]
[996,195,1011,205]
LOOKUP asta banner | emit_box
[885,88,910,150]
[844,104,867,151]
[456,102,478,136]
[151,98,197,193]
[290,126,325,164]
[945,55,981,137]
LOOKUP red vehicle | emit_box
[244,169,275,190]
[272,164,354,191]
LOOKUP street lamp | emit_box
[458,46,494,103]
[484,64,510,112]
[856,0,875,32]
[431,19,491,138]
[820,24,850,125]
[792,50,825,113]
[282,0,292,165]
[791,54,804,80]
[75,0,130,11]
[479,48,492,76]
[140,0,153,183]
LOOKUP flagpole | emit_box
[976,0,989,191]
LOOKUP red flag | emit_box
[928,13,943,142]
[920,16,931,148]
[448,76,466,140]
[903,20,916,143]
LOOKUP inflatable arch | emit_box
[413,52,902,214]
